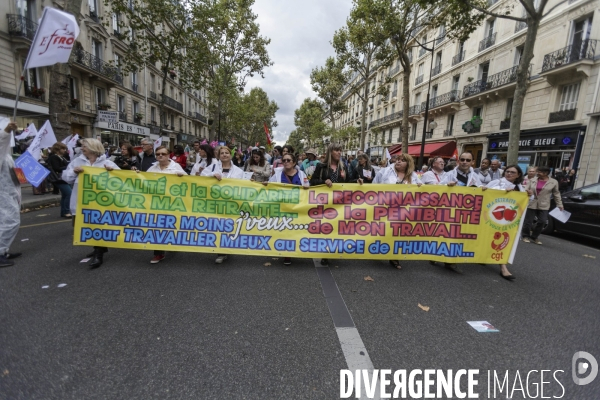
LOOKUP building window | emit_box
[69,77,78,101]
[452,75,460,92]
[410,124,417,140]
[92,39,102,60]
[446,114,455,136]
[505,99,513,119]
[133,101,139,116]
[559,83,580,111]
[473,107,483,117]
[514,46,524,66]
[151,107,156,124]
[95,87,105,106]
[388,129,392,143]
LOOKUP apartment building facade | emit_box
[1,0,210,149]
[336,0,600,188]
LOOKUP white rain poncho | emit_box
[0,121,21,254]
[62,154,119,215]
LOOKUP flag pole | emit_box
[14,8,48,121]
[12,73,26,121]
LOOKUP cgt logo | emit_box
[572,351,598,386]
[38,24,76,56]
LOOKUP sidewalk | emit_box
[20,184,62,210]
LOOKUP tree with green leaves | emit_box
[286,129,305,154]
[354,0,483,154]
[106,0,198,135]
[310,57,348,131]
[332,0,396,151]
[294,98,332,151]
[226,87,278,148]
[189,0,272,141]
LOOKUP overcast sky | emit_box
[245,0,353,145]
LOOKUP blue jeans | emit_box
[55,183,72,216]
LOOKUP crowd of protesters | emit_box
[0,123,572,278]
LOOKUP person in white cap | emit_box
[0,121,22,268]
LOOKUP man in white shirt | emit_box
[489,159,503,181]
[421,156,447,185]
[444,152,482,187]
[430,152,481,274]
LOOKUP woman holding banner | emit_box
[144,145,187,264]
[374,154,422,269]
[190,144,218,176]
[62,139,119,269]
[310,143,351,266]
[246,149,271,182]
[202,145,244,264]
[373,154,422,186]
[482,165,525,281]
[267,153,309,266]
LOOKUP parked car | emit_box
[542,182,600,240]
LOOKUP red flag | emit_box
[451,146,458,159]
[263,122,272,145]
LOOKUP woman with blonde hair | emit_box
[373,153,422,269]
[62,138,120,269]
[373,153,422,185]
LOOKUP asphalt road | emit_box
[1,208,599,400]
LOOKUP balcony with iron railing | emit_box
[196,112,207,123]
[515,20,527,33]
[119,112,127,121]
[421,90,461,111]
[462,65,529,98]
[7,14,38,41]
[452,51,466,66]
[71,49,123,84]
[150,91,157,100]
[419,47,427,58]
[443,129,453,137]
[425,131,433,139]
[431,63,442,77]
[391,90,398,98]
[131,83,138,93]
[415,75,424,85]
[541,39,597,73]
[409,105,422,116]
[435,34,445,46]
[500,119,511,129]
[161,95,183,112]
[479,32,497,52]
[368,111,403,129]
[388,65,400,76]
[548,108,576,123]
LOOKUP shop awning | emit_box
[389,141,456,157]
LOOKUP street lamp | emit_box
[416,37,437,169]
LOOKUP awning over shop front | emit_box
[388,141,456,157]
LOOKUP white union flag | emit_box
[24,8,80,70]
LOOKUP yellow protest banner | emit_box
[74,168,529,264]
